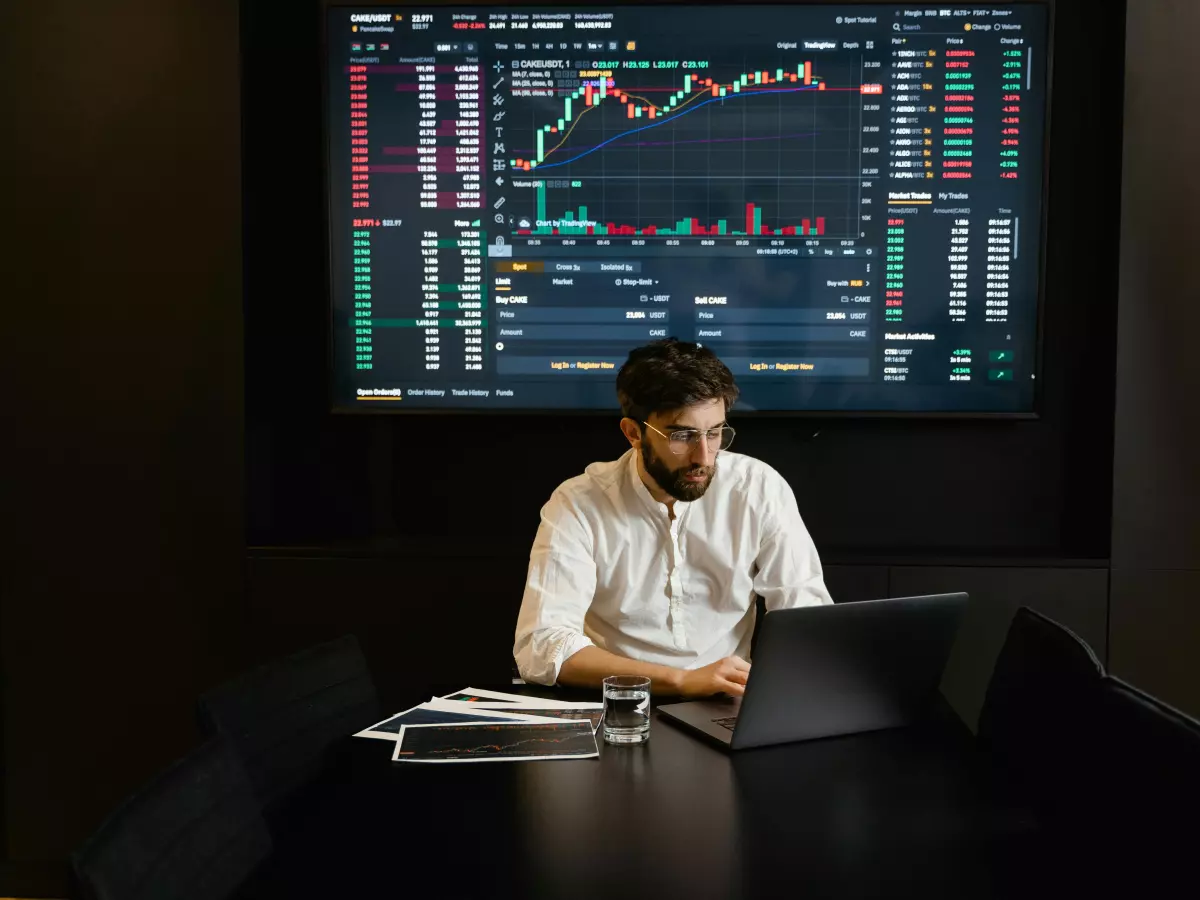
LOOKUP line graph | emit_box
[505,57,867,240]
[516,131,819,157]
[512,62,831,170]
[518,86,822,171]
[394,721,599,762]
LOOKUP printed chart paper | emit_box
[425,697,604,732]
[355,702,561,741]
[393,720,599,763]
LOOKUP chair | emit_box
[976,607,1106,808]
[978,609,1200,891]
[71,737,270,900]
[197,634,380,817]
[1094,677,1200,876]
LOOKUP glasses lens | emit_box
[665,428,736,454]
[668,431,695,455]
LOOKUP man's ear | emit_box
[619,417,642,447]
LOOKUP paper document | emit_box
[440,687,542,704]
[355,702,561,741]
[392,720,599,763]
[440,687,604,710]
[425,697,604,732]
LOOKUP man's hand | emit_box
[678,656,751,698]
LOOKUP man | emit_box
[514,339,831,697]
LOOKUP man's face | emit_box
[639,398,727,502]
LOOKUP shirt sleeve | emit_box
[513,491,598,686]
[752,472,833,611]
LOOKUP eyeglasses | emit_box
[643,421,736,456]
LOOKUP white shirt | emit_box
[513,449,832,686]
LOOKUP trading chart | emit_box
[327,5,1048,413]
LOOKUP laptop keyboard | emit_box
[712,715,739,731]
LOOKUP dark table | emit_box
[243,687,1055,900]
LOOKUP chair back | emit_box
[72,737,270,900]
[1098,677,1200,854]
[197,634,380,812]
[977,606,1106,801]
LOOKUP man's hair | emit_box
[616,339,739,423]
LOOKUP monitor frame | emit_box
[319,0,1055,419]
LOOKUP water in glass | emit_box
[603,676,651,745]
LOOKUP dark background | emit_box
[2,0,1197,889]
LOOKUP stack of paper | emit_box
[355,687,604,763]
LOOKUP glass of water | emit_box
[602,675,651,745]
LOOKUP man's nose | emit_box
[690,436,714,466]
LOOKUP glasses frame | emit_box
[642,421,736,456]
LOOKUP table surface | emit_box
[242,686,1056,900]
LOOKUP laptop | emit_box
[657,593,968,750]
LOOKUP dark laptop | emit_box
[657,593,968,750]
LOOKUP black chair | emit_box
[976,607,1106,808]
[197,634,381,818]
[1095,677,1200,880]
[71,737,270,900]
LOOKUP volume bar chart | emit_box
[517,184,826,237]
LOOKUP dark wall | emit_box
[1109,1,1200,718]
[1,0,246,867]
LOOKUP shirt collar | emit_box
[625,447,696,522]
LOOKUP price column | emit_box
[349,65,371,209]
[885,217,905,323]
[352,219,376,370]
[942,48,974,181]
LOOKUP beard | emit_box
[642,440,717,502]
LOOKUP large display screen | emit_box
[326,3,1049,413]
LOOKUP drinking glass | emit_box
[602,675,651,745]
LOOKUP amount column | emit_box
[417,225,485,373]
